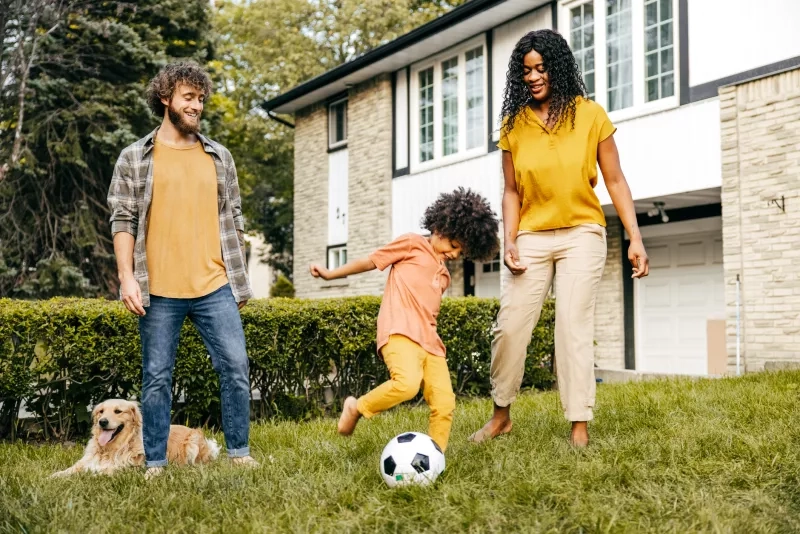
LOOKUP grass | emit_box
[2,371,799,534]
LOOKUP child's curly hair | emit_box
[421,187,500,262]
[146,61,212,117]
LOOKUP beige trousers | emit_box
[490,224,607,421]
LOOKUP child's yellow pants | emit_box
[357,335,456,451]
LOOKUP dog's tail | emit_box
[205,437,221,460]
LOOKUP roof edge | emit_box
[261,0,507,113]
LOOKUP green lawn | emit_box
[2,371,799,533]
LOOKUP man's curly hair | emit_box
[421,187,500,262]
[146,61,213,117]
[500,29,587,134]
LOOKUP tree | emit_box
[0,0,213,298]
[210,0,468,281]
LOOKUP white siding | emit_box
[491,5,552,141]
[689,0,800,87]
[394,68,409,170]
[392,152,502,238]
[328,149,348,245]
[594,99,721,206]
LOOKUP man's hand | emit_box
[504,242,527,275]
[120,276,145,316]
[238,299,248,310]
[309,264,332,280]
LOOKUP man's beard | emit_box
[167,105,200,135]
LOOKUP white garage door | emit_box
[636,232,725,375]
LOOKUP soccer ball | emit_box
[379,432,445,488]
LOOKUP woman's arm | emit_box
[501,151,527,275]
[598,135,649,278]
[309,257,376,281]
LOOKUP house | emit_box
[262,0,800,376]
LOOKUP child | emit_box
[309,187,500,452]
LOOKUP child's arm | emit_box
[309,257,376,281]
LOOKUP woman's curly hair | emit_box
[421,187,500,262]
[146,61,213,117]
[500,29,587,134]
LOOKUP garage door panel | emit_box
[712,238,723,264]
[678,278,711,306]
[648,244,671,268]
[642,281,671,307]
[677,241,706,266]
[643,316,674,344]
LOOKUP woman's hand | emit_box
[628,238,649,278]
[504,242,527,275]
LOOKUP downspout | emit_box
[736,274,741,376]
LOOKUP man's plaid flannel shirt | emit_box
[107,127,253,307]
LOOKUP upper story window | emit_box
[644,0,674,102]
[328,98,347,150]
[569,2,596,100]
[561,0,679,120]
[409,36,487,172]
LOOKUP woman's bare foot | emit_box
[337,396,361,436]
[469,404,513,443]
[569,421,589,448]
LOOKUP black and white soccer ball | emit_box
[379,432,445,488]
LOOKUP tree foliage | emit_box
[0,0,467,298]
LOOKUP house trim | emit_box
[688,55,800,103]
[678,0,689,105]
[262,0,536,114]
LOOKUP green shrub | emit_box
[269,275,295,298]
[0,296,554,441]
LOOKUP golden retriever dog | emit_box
[51,399,220,477]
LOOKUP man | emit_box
[107,61,257,479]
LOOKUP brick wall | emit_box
[594,216,625,369]
[292,75,393,298]
[292,103,328,299]
[720,68,800,372]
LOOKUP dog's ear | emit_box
[129,402,142,427]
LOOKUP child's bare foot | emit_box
[337,396,361,436]
[569,421,589,448]
[468,417,513,443]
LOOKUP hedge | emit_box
[0,296,555,441]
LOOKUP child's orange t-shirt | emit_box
[369,233,451,358]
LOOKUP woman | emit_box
[469,29,649,447]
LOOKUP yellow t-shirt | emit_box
[498,97,616,231]
[146,139,228,298]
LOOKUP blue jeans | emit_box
[139,284,251,467]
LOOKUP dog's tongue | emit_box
[98,430,115,446]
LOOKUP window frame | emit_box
[328,97,348,150]
[559,0,680,123]
[326,244,348,270]
[409,35,488,174]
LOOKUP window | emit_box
[570,2,595,99]
[328,99,347,149]
[606,0,633,111]
[482,254,501,274]
[560,0,679,119]
[441,57,459,156]
[465,46,484,149]
[644,0,674,101]
[327,245,347,270]
[410,37,487,171]
[419,68,435,162]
